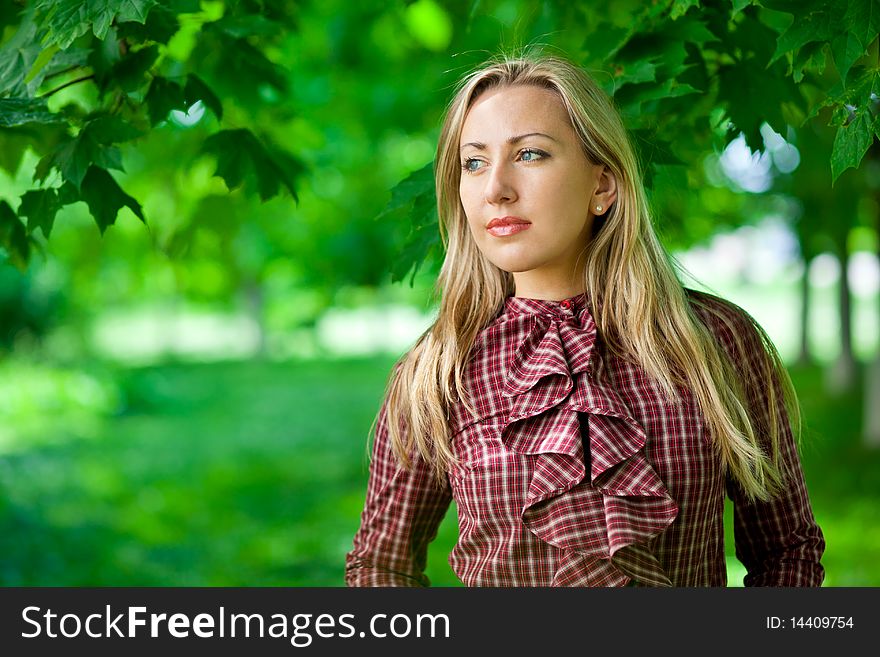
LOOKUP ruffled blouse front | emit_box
[447,294,679,586]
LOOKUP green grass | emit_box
[781,363,880,586]
[0,356,394,585]
[0,356,877,586]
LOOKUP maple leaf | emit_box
[831,111,874,182]
[34,116,141,189]
[78,166,146,234]
[200,129,301,202]
[0,200,32,270]
[35,0,158,49]
[0,98,61,127]
[17,188,62,238]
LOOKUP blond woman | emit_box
[345,54,824,587]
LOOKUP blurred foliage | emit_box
[0,356,875,586]
[0,356,396,585]
[0,0,877,283]
[0,259,65,351]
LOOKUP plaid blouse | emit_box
[345,291,825,587]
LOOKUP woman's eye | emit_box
[519,148,546,162]
[462,158,484,172]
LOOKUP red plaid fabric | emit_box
[345,291,825,586]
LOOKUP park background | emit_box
[1,0,878,586]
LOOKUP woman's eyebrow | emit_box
[459,132,558,151]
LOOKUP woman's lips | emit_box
[486,217,531,237]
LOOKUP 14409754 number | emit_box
[766,616,854,630]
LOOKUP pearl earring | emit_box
[595,205,602,212]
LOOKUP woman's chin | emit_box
[484,253,541,275]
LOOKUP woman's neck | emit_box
[512,271,585,301]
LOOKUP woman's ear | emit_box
[592,165,618,214]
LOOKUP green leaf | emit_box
[770,8,833,63]
[78,166,145,233]
[36,139,91,188]
[0,19,44,96]
[828,67,880,118]
[86,115,144,143]
[214,14,284,39]
[663,16,719,44]
[200,129,300,202]
[0,200,31,270]
[34,116,139,188]
[17,188,62,238]
[184,74,223,120]
[583,24,632,61]
[109,1,157,36]
[376,162,439,283]
[0,123,67,175]
[209,38,288,95]
[35,0,159,49]
[656,41,691,79]
[718,61,800,150]
[262,146,305,203]
[377,162,435,218]
[641,0,676,20]
[632,130,686,168]
[792,40,827,83]
[40,46,91,82]
[617,78,701,116]
[57,181,80,205]
[117,0,179,43]
[831,111,874,182]
[163,0,201,13]
[844,0,880,50]
[87,25,122,79]
[611,59,658,90]
[24,45,60,84]
[830,32,864,84]
[107,44,160,92]
[0,98,61,127]
[392,220,441,285]
[670,0,700,20]
[144,75,185,125]
[33,1,92,48]
[731,0,754,16]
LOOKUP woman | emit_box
[345,54,825,587]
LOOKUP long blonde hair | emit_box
[383,53,798,502]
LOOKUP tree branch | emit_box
[40,75,96,98]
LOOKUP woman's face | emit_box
[458,84,615,299]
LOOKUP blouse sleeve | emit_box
[344,397,453,587]
[701,295,825,587]
[727,429,826,587]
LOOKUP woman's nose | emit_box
[484,162,517,205]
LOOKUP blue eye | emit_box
[462,158,484,172]
[519,148,546,162]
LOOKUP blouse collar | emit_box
[503,292,589,319]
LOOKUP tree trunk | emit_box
[864,187,880,447]
[827,242,856,394]
[796,254,812,367]
[865,355,880,447]
[243,279,267,358]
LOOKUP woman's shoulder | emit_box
[684,288,774,370]
[687,287,756,334]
